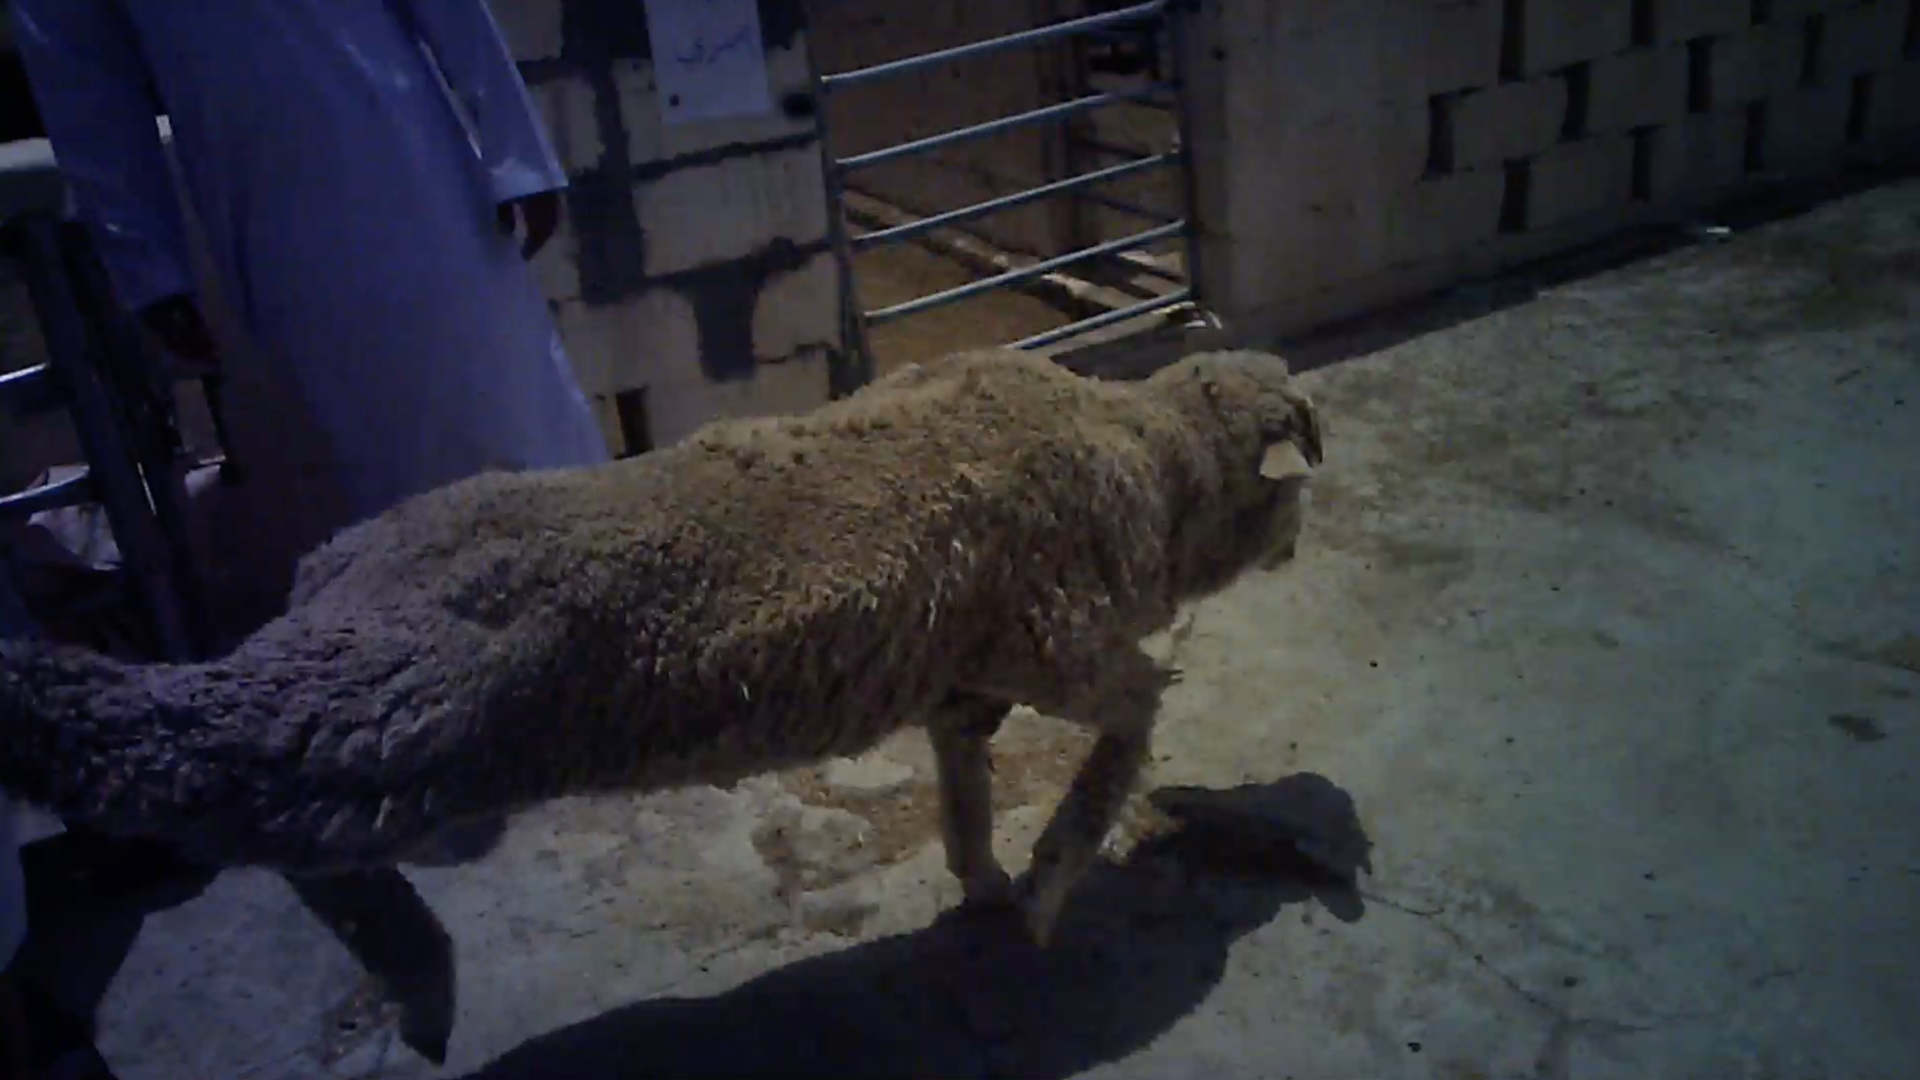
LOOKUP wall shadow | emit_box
[462,772,1372,1080]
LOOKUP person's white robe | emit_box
[13,0,611,523]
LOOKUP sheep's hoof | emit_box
[401,1019,451,1068]
[1021,895,1062,948]
[1013,872,1069,948]
[959,867,1016,910]
[395,955,457,1066]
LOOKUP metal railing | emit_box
[821,1,1169,91]
[813,0,1201,377]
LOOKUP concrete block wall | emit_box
[1189,0,1920,339]
[497,0,846,453]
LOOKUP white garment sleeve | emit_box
[395,0,569,204]
[10,0,194,311]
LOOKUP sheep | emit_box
[0,346,1324,951]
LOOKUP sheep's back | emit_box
[275,353,1188,785]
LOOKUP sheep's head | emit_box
[1153,350,1325,571]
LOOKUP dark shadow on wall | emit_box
[460,773,1373,1080]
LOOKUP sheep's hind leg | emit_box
[926,690,1015,908]
[1015,646,1174,947]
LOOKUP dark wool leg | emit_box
[1016,647,1174,945]
[287,869,456,1065]
[927,691,1014,907]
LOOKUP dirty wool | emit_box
[0,347,1323,945]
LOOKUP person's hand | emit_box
[137,293,219,372]
[496,191,562,260]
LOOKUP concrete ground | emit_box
[17,177,1920,1079]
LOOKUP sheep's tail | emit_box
[0,638,446,873]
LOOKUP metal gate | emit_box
[811,0,1203,385]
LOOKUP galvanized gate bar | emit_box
[1010,285,1194,350]
[819,0,1167,92]
[865,220,1185,327]
[836,84,1172,173]
[813,0,1206,366]
[850,152,1175,251]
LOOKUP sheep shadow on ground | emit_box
[19,833,460,1061]
[462,772,1373,1080]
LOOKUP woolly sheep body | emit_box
[1,347,1323,946]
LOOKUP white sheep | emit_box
[0,346,1323,951]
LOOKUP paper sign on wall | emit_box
[643,0,776,124]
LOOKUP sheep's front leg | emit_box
[927,691,1015,907]
[1016,646,1175,946]
[289,868,456,1064]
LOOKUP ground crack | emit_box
[1362,889,1700,1037]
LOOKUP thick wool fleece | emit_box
[0,348,1322,873]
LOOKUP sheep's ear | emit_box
[1259,441,1314,481]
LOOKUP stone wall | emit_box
[496,0,847,451]
[1184,0,1920,339]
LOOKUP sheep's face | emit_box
[1254,393,1323,569]
[1163,351,1325,572]
[1243,414,1319,570]
[1255,457,1313,569]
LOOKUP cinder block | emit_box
[1527,136,1635,227]
[582,394,626,458]
[1640,126,1684,205]
[1762,83,1853,173]
[1277,107,1429,205]
[1654,0,1750,44]
[1418,0,1504,94]
[1823,0,1909,79]
[1385,169,1505,265]
[1683,110,1751,193]
[528,213,581,303]
[646,355,831,449]
[1769,0,1852,22]
[524,75,604,175]
[488,0,563,63]
[1224,196,1385,302]
[1589,46,1690,133]
[634,147,830,278]
[1869,63,1920,134]
[553,288,702,397]
[1711,25,1807,106]
[751,252,841,362]
[1647,110,1749,200]
[730,353,831,420]
[1516,0,1633,76]
[644,382,726,450]
[1265,16,1424,119]
[1451,77,1570,168]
